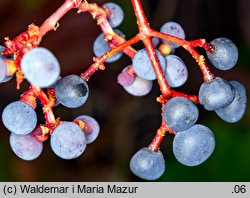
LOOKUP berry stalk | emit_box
[142,37,172,99]
[148,105,176,151]
[80,34,140,80]
[37,89,57,125]
[19,85,40,109]
[39,0,82,39]
[131,0,172,99]
[150,30,215,82]
[20,85,58,128]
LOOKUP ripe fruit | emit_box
[2,101,37,135]
[9,133,43,161]
[164,54,188,88]
[160,21,185,48]
[93,29,124,63]
[163,97,199,131]
[132,48,166,80]
[74,115,100,144]
[206,37,238,70]
[173,124,215,166]
[215,81,247,123]
[199,77,235,111]
[21,47,60,88]
[50,122,87,160]
[103,2,124,28]
[130,147,165,180]
[55,75,89,108]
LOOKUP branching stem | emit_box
[2,0,217,150]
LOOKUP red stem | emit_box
[19,85,40,108]
[3,0,218,149]
[172,91,199,104]
[189,39,214,52]
[37,89,57,125]
[80,34,140,80]
[74,119,87,132]
[143,37,172,98]
[32,125,50,142]
[148,104,176,151]
[39,0,82,38]
[126,66,137,77]
[78,1,137,60]
[19,85,57,126]
[109,35,137,59]
[3,59,17,76]
[131,0,172,99]
[131,0,151,33]
[148,132,164,152]
[150,30,215,82]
